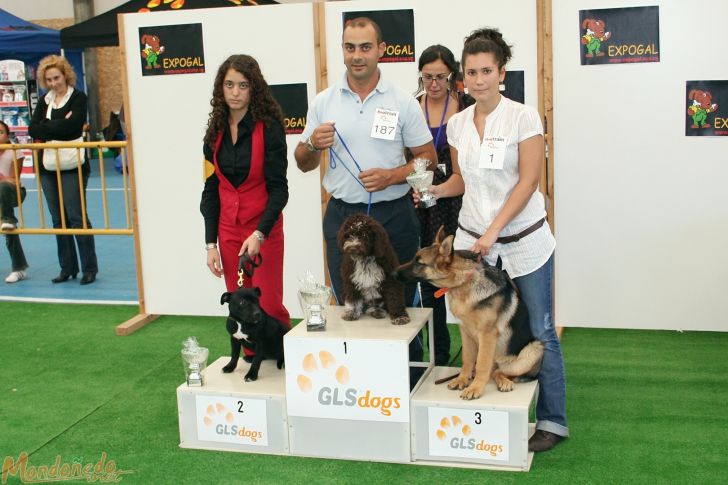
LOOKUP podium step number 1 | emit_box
[284,306,433,463]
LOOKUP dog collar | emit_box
[434,288,449,298]
[433,268,477,298]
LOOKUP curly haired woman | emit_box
[200,55,291,358]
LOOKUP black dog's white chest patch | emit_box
[233,321,251,342]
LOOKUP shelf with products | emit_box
[0,59,36,176]
[0,101,27,108]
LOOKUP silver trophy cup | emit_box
[407,157,436,208]
[298,285,332,332]
[181,336,209,387]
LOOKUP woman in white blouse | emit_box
[426,28,569,453]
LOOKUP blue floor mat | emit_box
[0,158,138,304]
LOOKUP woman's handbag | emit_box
[42,96,85,171]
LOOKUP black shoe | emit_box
[528,430,565,452]
[52,272,77,284]
[80,273,96,285]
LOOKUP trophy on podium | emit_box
[298,271,332,332]
[181,336,209,387]
[406,157,436,208]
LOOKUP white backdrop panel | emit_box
[121,4,324,317]
[324,0,538,323]
[553,0,728,331]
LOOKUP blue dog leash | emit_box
[328,126,373,215]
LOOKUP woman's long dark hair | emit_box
[204,54,284,147]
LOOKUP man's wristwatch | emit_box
[305,136,320,153]
[252,230,265,242]
[205,243,217,250]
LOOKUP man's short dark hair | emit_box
[343,16,383,44]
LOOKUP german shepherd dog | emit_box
[395,227,544,400]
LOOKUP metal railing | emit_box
[0,140,133,235]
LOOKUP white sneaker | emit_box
[5,270,26,283]
[1,222,16,230]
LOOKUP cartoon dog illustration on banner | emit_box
[140,34,165,70]
[687,90,719,129]
[581,18,611,58]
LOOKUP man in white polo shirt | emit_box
[295,17,437,381]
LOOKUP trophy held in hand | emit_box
[406,157,436,208]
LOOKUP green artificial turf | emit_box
[2,302,727,484]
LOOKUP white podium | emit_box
[410,366,537,471]
[284,306,433,463]
[175,308,539,471]
[177,357,289,455]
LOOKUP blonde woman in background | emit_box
[29,55,98,285]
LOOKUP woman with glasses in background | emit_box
[410,44,473,366]
[200,55,291,362]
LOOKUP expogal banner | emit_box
[579,6,660,66]
[270,83,309,135]
[139,23,205,76]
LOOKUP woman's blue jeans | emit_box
[513,254,569,437]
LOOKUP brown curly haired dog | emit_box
[338,214,410,325]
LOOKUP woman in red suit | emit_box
[200,55,290,355]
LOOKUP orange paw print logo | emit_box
[296,350,350,392]
[435,415,471,440]
[202,402,234,427]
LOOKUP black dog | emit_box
[220,287,288,382]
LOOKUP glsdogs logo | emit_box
[296,350,401,416]
[201,402,263,443]
[436,415,504,458]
